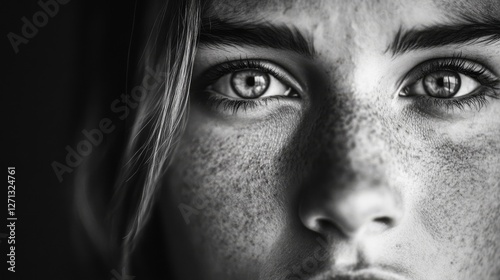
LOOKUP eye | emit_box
[398,57,500,113]
[207,69,293,99]
[194,59,303,114]
[403,70,481,98]
[232,70,271,98]
[206,66,297,100]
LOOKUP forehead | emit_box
[207,0,500,16]
[204,0,500,67]
[206,0,500,30]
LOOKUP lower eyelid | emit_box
[405,87,496,116]
[200,91,301,116]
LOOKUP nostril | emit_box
[317,218,339,232]
[366,216,395,234]
[314,218,351,238]
[374,216,393,226]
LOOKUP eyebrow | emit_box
[388,16,500,56]
[199,17,315,57]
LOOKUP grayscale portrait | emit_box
[7,0,500,279]
[79,0,500,279]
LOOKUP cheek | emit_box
[165,106,306,271]
[411,129,500,275]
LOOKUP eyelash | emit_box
[196,60,297,113]
[401,54,500,112]
[203,60,288,84]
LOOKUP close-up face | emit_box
[161,0,500,279]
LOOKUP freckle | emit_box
[348,140,356,150]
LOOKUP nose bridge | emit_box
[298,100,403,239]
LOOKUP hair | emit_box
[74,0,203,276]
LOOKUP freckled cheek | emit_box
[166,109,306,263]
[408,139,500,270]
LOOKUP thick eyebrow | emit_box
[388,16,500,56]
[199,17,315,57]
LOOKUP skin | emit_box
[160,0,500,279]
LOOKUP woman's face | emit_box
[162,0,500,279]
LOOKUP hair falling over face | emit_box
[75,0,202,274]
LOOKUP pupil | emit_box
[436,78,444,87]
[246,77,255,87]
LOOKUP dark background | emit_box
[4,0,141,279]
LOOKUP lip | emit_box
[310,267,409,280]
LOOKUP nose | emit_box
[299,179,403,238]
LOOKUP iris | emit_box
[230,70,270,99]
[423,71,461,98]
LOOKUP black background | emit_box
[4,0,139,279]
